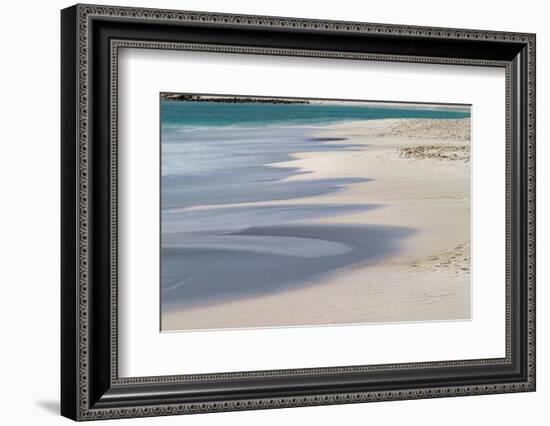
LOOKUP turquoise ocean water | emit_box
[161,100,470,128]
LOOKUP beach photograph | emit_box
[160,93,471,332]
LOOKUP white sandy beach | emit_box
[163,118,471,330]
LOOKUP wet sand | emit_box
[162,224,413,309]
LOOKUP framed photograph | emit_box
[61,4,536,421]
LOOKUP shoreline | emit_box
[162,118,471,331]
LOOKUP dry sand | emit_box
[163,118,471,331]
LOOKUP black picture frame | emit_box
[61,4,536,421]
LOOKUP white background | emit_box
[0,0,547,425]
[119,49,505,376]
